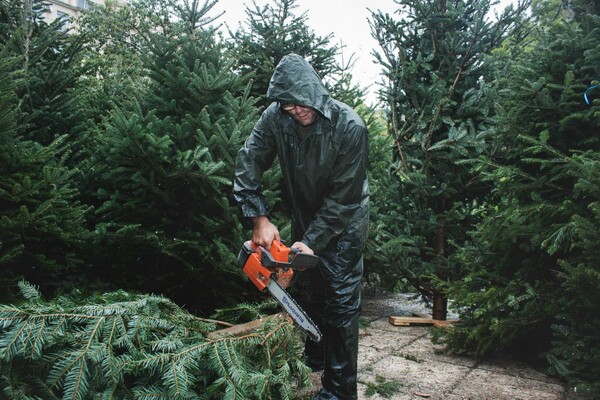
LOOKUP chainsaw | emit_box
[237,240,322,343]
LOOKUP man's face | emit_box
[282,104,319,126]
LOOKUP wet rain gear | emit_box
[233,53,369,400]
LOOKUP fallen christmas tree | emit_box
[0,281,311,399]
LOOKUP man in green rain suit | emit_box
[233,53,369,400]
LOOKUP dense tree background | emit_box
[441,0,600,392]
[367,0,530,320]
[0,0,93,299]
[0,0,599,396]
[366,0,599,393]
[82,0,260,311]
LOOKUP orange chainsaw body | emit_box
[241,240,294,291]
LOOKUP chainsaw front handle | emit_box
[257,240,319,270]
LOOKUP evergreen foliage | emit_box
[0,0,90,149]
[442,0,600,392]
[0,281,309,399]
[368,0,530,318]
[86,0,259,311]
[75,0,147,117]
[0,2,330,395]
[0,8,92,299]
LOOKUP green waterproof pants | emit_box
[300,251,363,400]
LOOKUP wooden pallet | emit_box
[389,313,459,328]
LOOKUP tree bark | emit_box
[432,291,447,321]
[206,313,292,340]
[23,0,33,72]
[433,202,448,320]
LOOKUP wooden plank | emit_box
[389,316,438,326]
[207,312,292,339]
[389,316,459,328]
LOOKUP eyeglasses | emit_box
[281,103,304,112]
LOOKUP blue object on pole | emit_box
[584,84,599,105]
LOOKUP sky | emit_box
[210,0,516,106]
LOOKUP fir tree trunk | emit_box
[22,0,33,71]
[433,209,447,320]
[432,291,447,321]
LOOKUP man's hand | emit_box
[252,216,280,250]
[291,241,314,256]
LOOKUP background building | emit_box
[44,0,108,25]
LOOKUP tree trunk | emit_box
[433,201,448,321]
[23,0,33,72]
[432,291,447,321]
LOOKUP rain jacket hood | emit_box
[266,53,332,120]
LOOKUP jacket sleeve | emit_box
[233,108,278,221]
[301,123,369,252]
